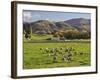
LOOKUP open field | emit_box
[23,34,53,42]
[23,41,91,69]
[23,33,90,43]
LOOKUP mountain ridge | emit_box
[23,18,91,34]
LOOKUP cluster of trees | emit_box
[23,24,32,39]
[53,29,90,39]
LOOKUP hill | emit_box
[64,18,91,31]
[23,18,91,34]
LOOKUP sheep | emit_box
[45,48,50,53]
[65,51,73,62]
[73,51,77,55]
[45,48,53,57]
[39,47,86,63]
[40,48,44,54]
[79,52,84,55]
[60,47,64,51]
[61,54,66,62]
[65,48,69,52]
[49,49,53,53]
[53,48,58,62]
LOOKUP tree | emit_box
[63,29,79,39]
[24,24,32,40]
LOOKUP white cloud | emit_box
[23,12,32,18]
[23,12,32,22]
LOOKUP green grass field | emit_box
[23,41,91,69]
[23,34,53,42]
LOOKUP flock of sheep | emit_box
[40,47,85,63]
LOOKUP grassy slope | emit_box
[31,34,53,40]
[23,42,91,69]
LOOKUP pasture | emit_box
[23,41,91,69]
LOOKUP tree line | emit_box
[23,25,90,40]
[53,29,90,39]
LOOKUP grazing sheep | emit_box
[74,51,77,55]
[61,54,66,62]
[68,47,75,51]
[53,55,57,62]
[79,52,84,55]
[40,48,44,54]
[67,53,72,57]
[66,56,72,62]
[39,47,86,63]
[53,48,58,62]
[66,51,73,62]
[49,49,53,53]
[69,47,72,51]
[65,48,68,52]
[45,48,50,53]
[60,47,64,50]
[45,48,53,57]
[48,53,51,57]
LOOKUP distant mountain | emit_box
[30,20,58,34]
[55,21,75,30]
[64,18,91,31]
[23,18,91,34]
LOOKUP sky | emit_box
[23,10,91,23]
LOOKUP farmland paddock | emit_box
[23,41,91,69]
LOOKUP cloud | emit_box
[23,12,32,22]
[23,12,32,18]
[45,18,49,20]
[23,12,43,22]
